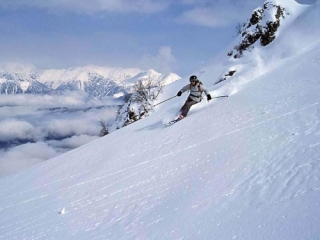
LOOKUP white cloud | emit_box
[0,142,60,178]
[0,0,169,14]
[176,7,229,28]
[0,62,36,75]
[45,119,100,138]
[0,93,118,144]
[0,94,112,178]
[0,91,118,114]
[0,119,36,141]
[47,135,99,149]
[176,0,266,28]
[140,46,176,74]
[178,0,207,6]
[0,91,89,108]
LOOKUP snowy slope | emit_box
[0,1,320,239]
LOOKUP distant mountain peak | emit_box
[0,64,181,98]
[0,62,36,75]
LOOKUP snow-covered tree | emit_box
[99,120,109,137]
[111,78,164,130]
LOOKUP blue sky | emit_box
[0,0,315,76]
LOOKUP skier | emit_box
[176,75,212,120]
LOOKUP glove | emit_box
[177,91,182,97]
[207,94,212,101]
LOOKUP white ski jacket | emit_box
[179,83,209,102]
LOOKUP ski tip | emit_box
[163,118,180,126]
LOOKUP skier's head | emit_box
[189,75,198,84]
[189,75,198,82]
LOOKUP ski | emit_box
[164,118,182,126]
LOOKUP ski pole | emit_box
[198,70,205,77]
[212,95,228,99]
[153,96,177,107]
[208,95,228,102]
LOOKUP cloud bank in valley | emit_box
[0,92,118,178]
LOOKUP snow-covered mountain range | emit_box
[0,64,181,98]
[1,0,320,239]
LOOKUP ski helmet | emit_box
[189,75,198,82]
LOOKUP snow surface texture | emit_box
[1,0,320,239]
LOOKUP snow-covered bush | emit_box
[99,120,109,137]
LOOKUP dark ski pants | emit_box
[180,98,199,117]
